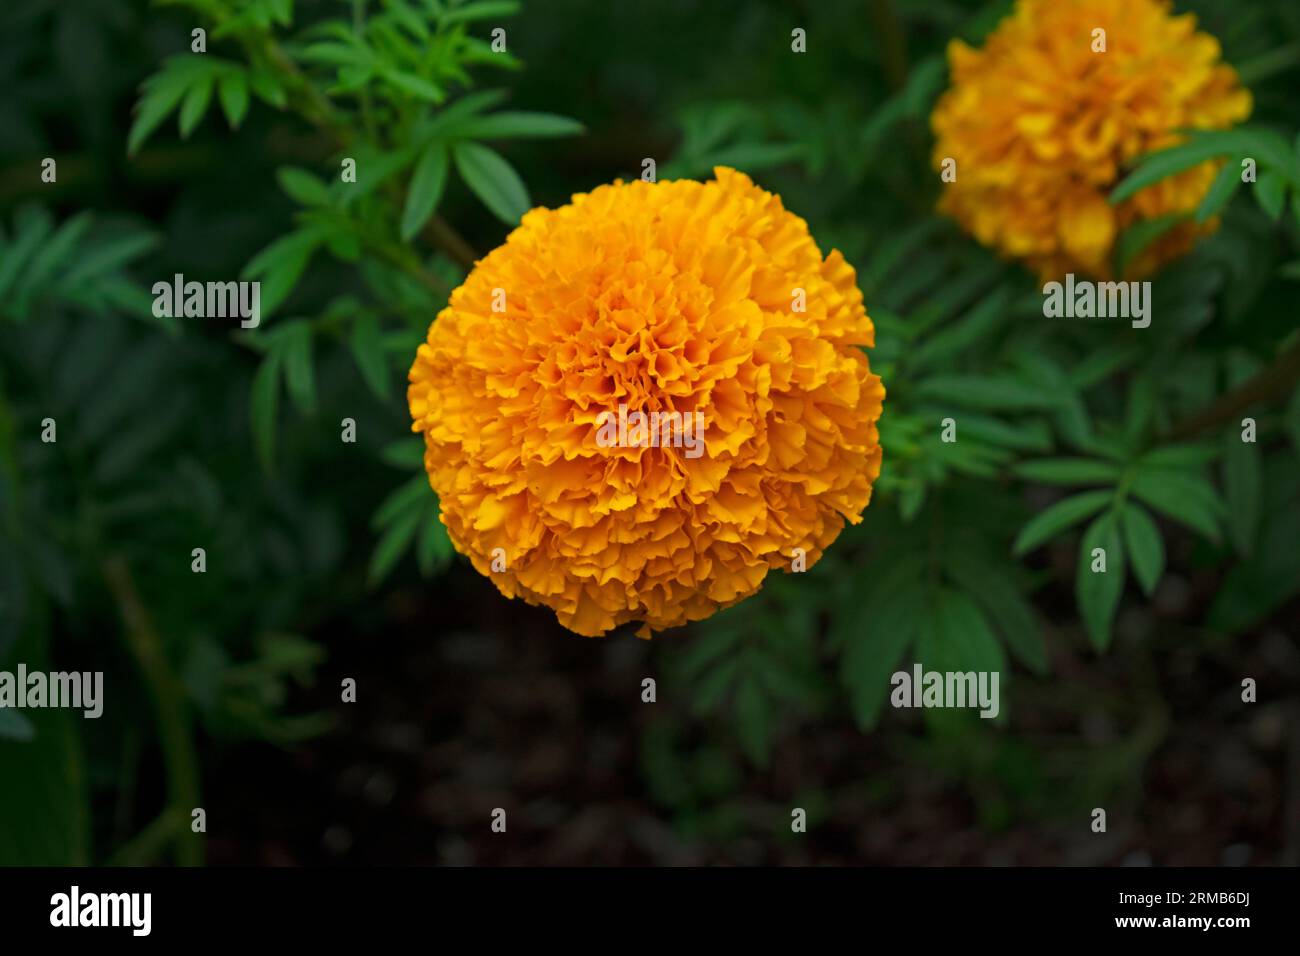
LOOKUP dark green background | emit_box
[1,0,1298,865]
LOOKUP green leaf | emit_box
[416,509,453,576]
[127,56,210,154]
[1076,512,1125,651]
[383,69,445,103]
[909,285,1009,371]
[93,400,188,484]
[1130,467,1223,542]
[301,42,375,69]
[1194,160,1243,223]
[77,338,170,439]
[439,1,522,25]
[218,70,250,128]
[242,230,322,317]
[1114,212,1190,275]
[337,145,417,203]
[1013,458,1120,486]
[372,474,433,530]
[898,481,926,522]
[259,248,313,318]
[1234,43,1300,86]
[1222,429,1261,556]
[915,589,1007,676]
[939,412,1052,453]
[945,551,1048,675]
[1119,502,1164,598]
[1008,350,1096,449]
[695,142,805,174]
[842,581,924,730]
[281,321,316,415]
[381,438,425,468]
[452,141,530,225]
[13,212,93,313]
[1139,443,1220,469]
[1208,463,1300,634]
[1069,345,1141,389]
[1124,375,1157,443]
[60,231,158,287]
[277,167,332,206]
[1012,489,1113,556]
[385,0,432,39]
[447,110,584,140]
[421,89,511,139]
[916,374,1061,412]
[1254,171,1288,220]
[683,631,745,703]
[250,351,282,471]
[323,223,361,261]
[368,504,424,585]
[686,658,738,717]
[349,314,392,398]
[1110,130,1253,203]
[401,142,450,240]
[0,206,53,303]
[248,69,287,108]
[178,73,215,138]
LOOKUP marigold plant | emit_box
[408,168,885,636]
[931,0,1252,279]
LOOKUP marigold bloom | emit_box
[931,0,1251,280]
[408,168,884,637]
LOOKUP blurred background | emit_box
[1,0,1298,866]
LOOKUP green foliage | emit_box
[661,0,1300,777]
[3,0,1299,862]
[0,0,582,863]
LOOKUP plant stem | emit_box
[242,30,480,272]
[868,0,909,91]
[1164,334,1300,440]
[106,807,186,866]
[351,0,378,141]
[427,215,479,269]
[868,0,927,177]
[102,556,203,866]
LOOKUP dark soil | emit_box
[203,562,1300,867]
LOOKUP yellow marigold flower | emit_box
[408,167,884,637]
[931,0,1252,280]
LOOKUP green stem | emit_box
[241,29,479,271]
[102,556,203,866]
[352,0,378,141]
[868,0,927,178]
[106,807,186,867]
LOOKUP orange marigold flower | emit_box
[407,167,884,637]
[931,0,1252,280]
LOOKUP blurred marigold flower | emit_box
[408,168,884,637]
[931,0,1252,279]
